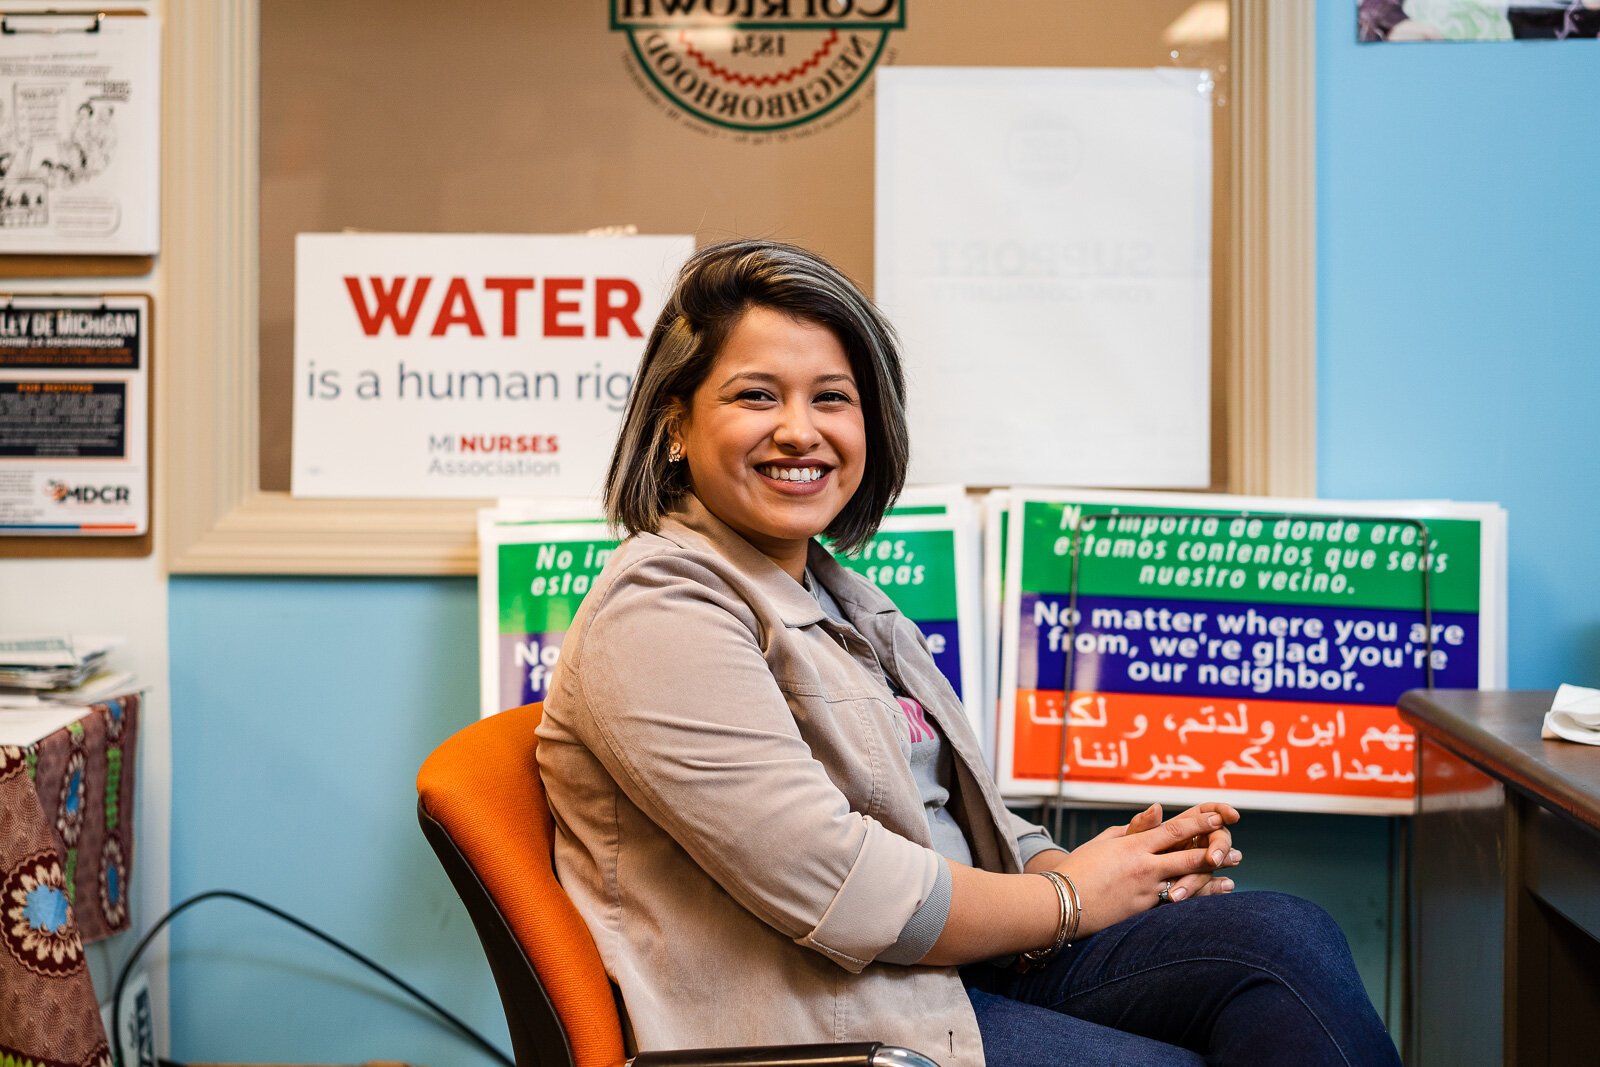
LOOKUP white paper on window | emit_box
[876,67,1213,488]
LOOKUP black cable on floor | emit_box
[109,889,513,1067]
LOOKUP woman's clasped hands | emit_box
[1045,802,1243,938]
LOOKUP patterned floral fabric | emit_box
[28,696,138,944]
[0,695,139,1067]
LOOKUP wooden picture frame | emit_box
[164,0,1316,576]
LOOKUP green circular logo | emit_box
[612,1,904,132]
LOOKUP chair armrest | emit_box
[629,1043,940,1067]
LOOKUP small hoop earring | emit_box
[667,443,683,464]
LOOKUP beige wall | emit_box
[0,0,172,1052]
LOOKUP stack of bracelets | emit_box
[1014,870,1082,972]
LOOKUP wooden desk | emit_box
[1398,689,1600,1066]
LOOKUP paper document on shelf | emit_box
[0,634,121,666]
[876,67,1213,488]
[38,670,135,705]
[1542,684,1600,745]
[0,634,122,687]
[0,703,90,746]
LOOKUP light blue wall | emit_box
[168,577,506,1064]
[161,3,1600,1057]
[1317,1,1600,687]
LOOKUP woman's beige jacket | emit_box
[537,495,1049,1066]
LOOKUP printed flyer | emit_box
[999,489,1507,814]
[0,13,161,254]
[480,487,984,724]
[0,296,149,535]
[293,233,692,499]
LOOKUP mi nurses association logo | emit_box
[613,1,904,132]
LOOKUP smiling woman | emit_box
[535,240,1395,1067]
[670,307,866,578]
[603,239,909,554]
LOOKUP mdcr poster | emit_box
[0,295,149,535]
[998,490,1507,813]
[294,233,692,499]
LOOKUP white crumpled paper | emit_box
[1541,684,1600,745]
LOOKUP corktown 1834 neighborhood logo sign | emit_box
[613,1,905,132]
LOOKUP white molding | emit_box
[175,492,482,574]
[164,0,1317,575]
[164,0,485,574]
[1231,0,1318,498]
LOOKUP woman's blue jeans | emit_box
[961,890,1402,1066]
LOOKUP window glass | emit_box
[259,0,1233,490]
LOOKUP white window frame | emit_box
[163,0,1315,575]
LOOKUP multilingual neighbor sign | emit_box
[998,490,1507,814]
[293,233,693,499]
[479,488,984,724]
[480,511,615,719]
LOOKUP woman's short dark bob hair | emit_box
[604,239,908,554]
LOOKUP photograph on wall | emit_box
[0,295,150,535]
[998,489,1507,814]
[293,233,692,499]
[0,13,160,254]
[1359,1,1600,41]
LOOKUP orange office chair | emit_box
[416,702,941,1067]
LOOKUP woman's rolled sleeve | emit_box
[877,860,952,965]
[801,817,942,970]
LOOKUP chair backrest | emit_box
[417,702,627,1067]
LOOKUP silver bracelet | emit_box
[1015,870,1073,972]
[1058,871,1082,944]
